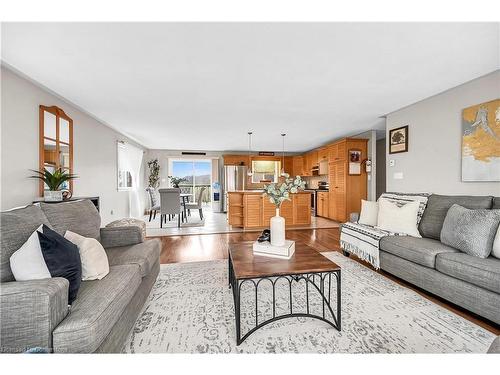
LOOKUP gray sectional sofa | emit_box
[355,194,500,325]
[0,200,161,353]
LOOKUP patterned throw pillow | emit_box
[379,192,430,225]
[441,204,500,258]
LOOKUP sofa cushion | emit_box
[52,264,141,353]
[441,204,500,258]
[105,239,161,278]
[0,205,51,282]
[436,252,500,294]
[418,194,493,240]
[40,200,101,240]
[493,197,500,209]
[379,236,459,268]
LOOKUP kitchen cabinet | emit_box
[318,147,328,162]
[243,194,262,228]
[228,191,312,228]
[284,156,294,175]
[223,154,249,166]
[293,193,311,225]
[316,191,329,218]
[292,155,304,177]
[328,140,346,162]
[310,150,319,167]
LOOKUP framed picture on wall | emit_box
[348,149,362,175]
[389,125,409,154]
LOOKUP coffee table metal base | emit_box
[228,254,341,346]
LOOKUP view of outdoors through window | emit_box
[171,160,212,204]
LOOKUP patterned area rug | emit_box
[123,252,495,353]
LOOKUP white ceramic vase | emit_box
[270,207,286,247]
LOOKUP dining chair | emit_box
[185,186,207,220]
[158,188,184,228]
[146,187,160,222]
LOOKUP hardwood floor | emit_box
[150,228,500,335]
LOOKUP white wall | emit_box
[1,66,146,224]
[386,70,500,196]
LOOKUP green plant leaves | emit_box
[263,175,305,208]
[29,168,78,191]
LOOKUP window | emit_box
[251,160,281,183]
[169,159,212,203]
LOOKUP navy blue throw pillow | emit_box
[37,225,82,304]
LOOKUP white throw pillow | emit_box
[492,224,500,259]
[64,231,109,280]
[358,200,378,226]
[10,225,51,281]
[376,198,422,237]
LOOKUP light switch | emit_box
[389,159,395,167]
[393,172,404,180]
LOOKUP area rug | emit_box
[123,252,495,353]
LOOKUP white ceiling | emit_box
[2,23,499,151]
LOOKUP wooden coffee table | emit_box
[228,241,341,345]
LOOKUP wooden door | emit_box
[328,162,336,220]
[293,193,311,224]
[333,161,347,222]
[317,191,329,218]
[302,154,311,176]
[262,196,276,227]
[228,193,243,227]
[337,141,346,161]
[318,147,328,162]
[244,194,262,228]
[284,156,294,176]
[317,193,323,217]
[310,151,319,167]
[322,192,329,218]
[280,198,293,224]
[292,156,304,176]
[328,143,338,161]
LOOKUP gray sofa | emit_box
[350,194,500,326]
[0,200,161,353]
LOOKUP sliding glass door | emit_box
[169,159,212,205]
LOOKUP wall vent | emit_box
[181,152,207,156]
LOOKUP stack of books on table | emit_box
[252,240,295,259]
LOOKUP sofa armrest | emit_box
[0,278,69,353]
[100,226,144,248]
[349,212,360,223]
[488,336,500,353]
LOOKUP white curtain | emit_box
[123,142,144,219]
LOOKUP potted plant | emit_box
[147,159,160,188]
[263,174,305,246]
[30,168,78,202]
[168,176,187,188]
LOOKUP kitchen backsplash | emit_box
[303,176,327,189]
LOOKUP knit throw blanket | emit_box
[340,192,430,269]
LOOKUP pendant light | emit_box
[247,131,253,176]
[280,133,286,176]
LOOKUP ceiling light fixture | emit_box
[280,133,286,176]
[247,131,253,176]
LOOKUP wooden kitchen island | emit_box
[227,191,312,229]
